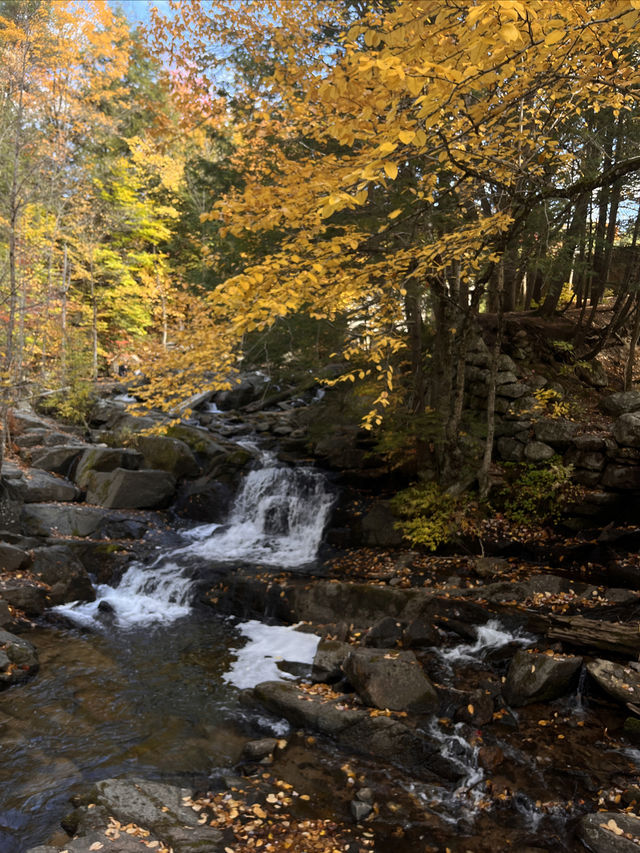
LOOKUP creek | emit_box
[1,446,639,852]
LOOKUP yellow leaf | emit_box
[388,208,402,219]
[384,162,399,180]
[379,141,397,155]
[398,129,415,144]
[544,28,565,46]
[499,23,520,42]
[467,704,474,715]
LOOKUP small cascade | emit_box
[439,619,534,668]
[56,449,333,629]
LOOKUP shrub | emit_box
[391,482,480,550]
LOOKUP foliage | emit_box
[499,459,579,526]
[390,483,480,551]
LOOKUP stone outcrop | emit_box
[84,468,176,509]
[343,647,439,712]
[0,628,38,685]
[503,649,583,706]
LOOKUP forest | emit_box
[5,2,640,853]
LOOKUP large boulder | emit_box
[30,445,85,476]
[524,441,554,462]
[21,504,145,539]
[577,812,640,852]
[343,647,438,712]
[0,578,47,615]
[131,434,200,478]
[23,469,80,503]
[533,418,578,447]
[0,542,31,571]
[0,627,38,684]
[84,468,176,509]
[503,649,582,706]
[601,465,640,490]
[601,392,640,417]
[614,413,640,449]
[214,373,271,410]
[74,446,142,489]
[31,545,95,605]
[312,639,351,682]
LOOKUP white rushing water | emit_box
[439,619,533,667]
[223,620,320,689]
[56,449,333,629]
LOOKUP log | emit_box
[547,615,640,656]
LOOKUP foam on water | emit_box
[223,620,320,689]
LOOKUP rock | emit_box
[613,413,640,448]
[214,373,271,410]
[74,446,143,489]
[454,689,494,726]
[312,639,351,682]
[602,392,640,416]
[10,409,50,433]
[21,504,146,539]
[587,659,640,706]
[575,359,609,388]
[30,445,85,476]
[497,382,526,399]
[85,778,225,852]
[242,738,279,760]
[175,476,235,523]
[84,468,176,509]
[0,542,31,571]
[364,616,404,649]
[253,680,462,782]
[131,435,200,478]
[343,648,438,713]
[402,615,438,648]
[524,441,555,462]
[503,649,583,706]
[473,556,509,579]
[22,469,80,503]
[0,628,38,684]
[0,579,47,615]
[577,812,640,852]
[601,465,640,490]
[567,449,606,471]
[350,800,372,822]
[533,418,578,447]
[497,437,525,462]
[478,745,505,772]
[31,545,95,605]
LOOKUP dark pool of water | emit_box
[0,614,259,853]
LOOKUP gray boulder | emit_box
[524,441,555,462]
[497,382,526,399]
[31,545,95,605]
[30,445,85,476]
[0,578,47,615]
[84,468,176,509]
[601,465,640,490]
[0,628,38,684]
[0,542,31,571]
[533,418,578,447]
[312,639,351,682]
[578,812,640,852]
[360,502,404,547]
[364,616,404,649]
[503,649,582,706]
[602,392,640,417]
[497,437,525,462]
[613,413,640,448]
[74,446,142,489]
[23,469,80,503]
[22,504,108,537]
[214,373,271,410]
[343,647,438,712]
[132,434,200,478]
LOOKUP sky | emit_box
[116,0,173,27]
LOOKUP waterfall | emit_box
[55,450,333,629]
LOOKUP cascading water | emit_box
[56,449,334,629]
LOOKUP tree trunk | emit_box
[478,260,504,499]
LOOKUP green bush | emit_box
[390,482,479,550]
[500,459,578,525]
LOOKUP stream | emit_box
[2,447,640,852]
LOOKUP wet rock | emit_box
[473,556,509,579]
[613,413,640,448]
[0,542,31,571]
[577,811,640,852]
[31,445,85,476]
[343,647,438,713]
[253,681,462,782]
[0,600,11,627]
[533,418,578,447]
[478,745,505,772]
[454,689,494,726]
[83,777,225,852]
[31,545,95,605]
[312,639,351,682]
[364,616,404,649]
[74,447,143,489]
[243,737,279,760]
[602,392,640,416]
[0,628,38,684]
[504,649,582,706]
[131,434,200,478]
[0,579,47,615]
[85,469,176,509]
[350,800,372,822]
[22,469,80,503]
[524,440,555,462]
[402,615,438,648]
[587,659,640,706]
